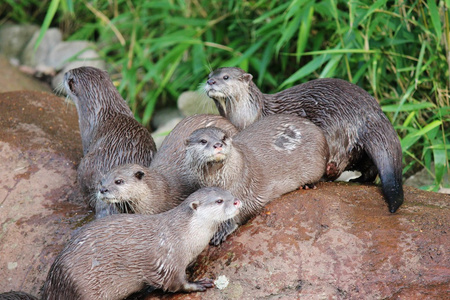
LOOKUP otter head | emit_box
[63,66,132,118]
[96,164,151,214]
[186,187,241,226]
[204,67,253,114]
[185,127,231,168]
[204,67,263,130]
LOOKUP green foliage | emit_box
[2,0,449,190]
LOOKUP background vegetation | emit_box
[1,0,449,191]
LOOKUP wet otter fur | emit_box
[64,66,156,218]
[205,67,403,213]
[39,187,241,299]
[96,114,238,214]
[185,114,329,244]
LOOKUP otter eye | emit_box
[115,179,124,185]
[221,136,227,142]
[223,75,229,80]
[200,139,207,145]
[216,199,224,204]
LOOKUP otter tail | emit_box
[364,122,404,213]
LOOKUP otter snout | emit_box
[207,78,216,85]
[99,187,109,194]
[213,142,223,149]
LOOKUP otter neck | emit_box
[200,146,243,189]
[225,81,264,130]
[139,168,174,214]
[76,90,133,153]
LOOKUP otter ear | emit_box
[190,200,200,211]
[241,73,253,83]
[134,171,145,180]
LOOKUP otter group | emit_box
[2,66,403,299]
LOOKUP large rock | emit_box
[0,55,51,93]
[0,24,39,59]
[146,183,449,299]
[0,91,90,296]
[20,28,62,67]
[177,90,219,116]
[49,41,106,92]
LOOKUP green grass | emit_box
[1,0,449,191]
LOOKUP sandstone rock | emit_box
[0,91,90,297]
[20,28,62,67]
[152,116,184,149]
[152,107,183,130]
[145,183,449,299]
[405,163,450,193]
[0,55,51,93]
[45,40,103,70]
[178,90,219,116]
[49,41,106,92]
[0,24,39,59]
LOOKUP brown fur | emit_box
[64,66,156,217]
[185,114,329,244]
[96,114,238,214]
[205,67,403,213]
[41,187,240,299]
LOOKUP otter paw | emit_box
[184,278,215,292]
[300,183,316,190]
[325,161,339,180]
[210,219,237,246]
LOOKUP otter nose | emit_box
[99,187,109,194]
[207,78,216,85]
[213,142,223,149]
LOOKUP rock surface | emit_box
[0,91,90,296]
[178,90,219,116]
[21,28,62,68]
[0,55,51,93]
[0,24,39,59]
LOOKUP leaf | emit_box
[34,0,60,51]
[382,102,435,112]
[401,120,443,151]
[280,54,331,88]
[428,0,442,42]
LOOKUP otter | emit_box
[64,66,156,218]
[205,67,404,213]
[3,188,239,299]
[96,114,238,214]
[185,114,329,244]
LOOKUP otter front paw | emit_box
[182,278,215,292]
[300,183,317,190]
[210,219,238,246]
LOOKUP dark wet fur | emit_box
[64,66,157,218]
[206,67,404,212]
[0,291,38,300]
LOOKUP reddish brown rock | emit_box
[0,91,90,296]
[143,183,449,300]
[0,55,51,93]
